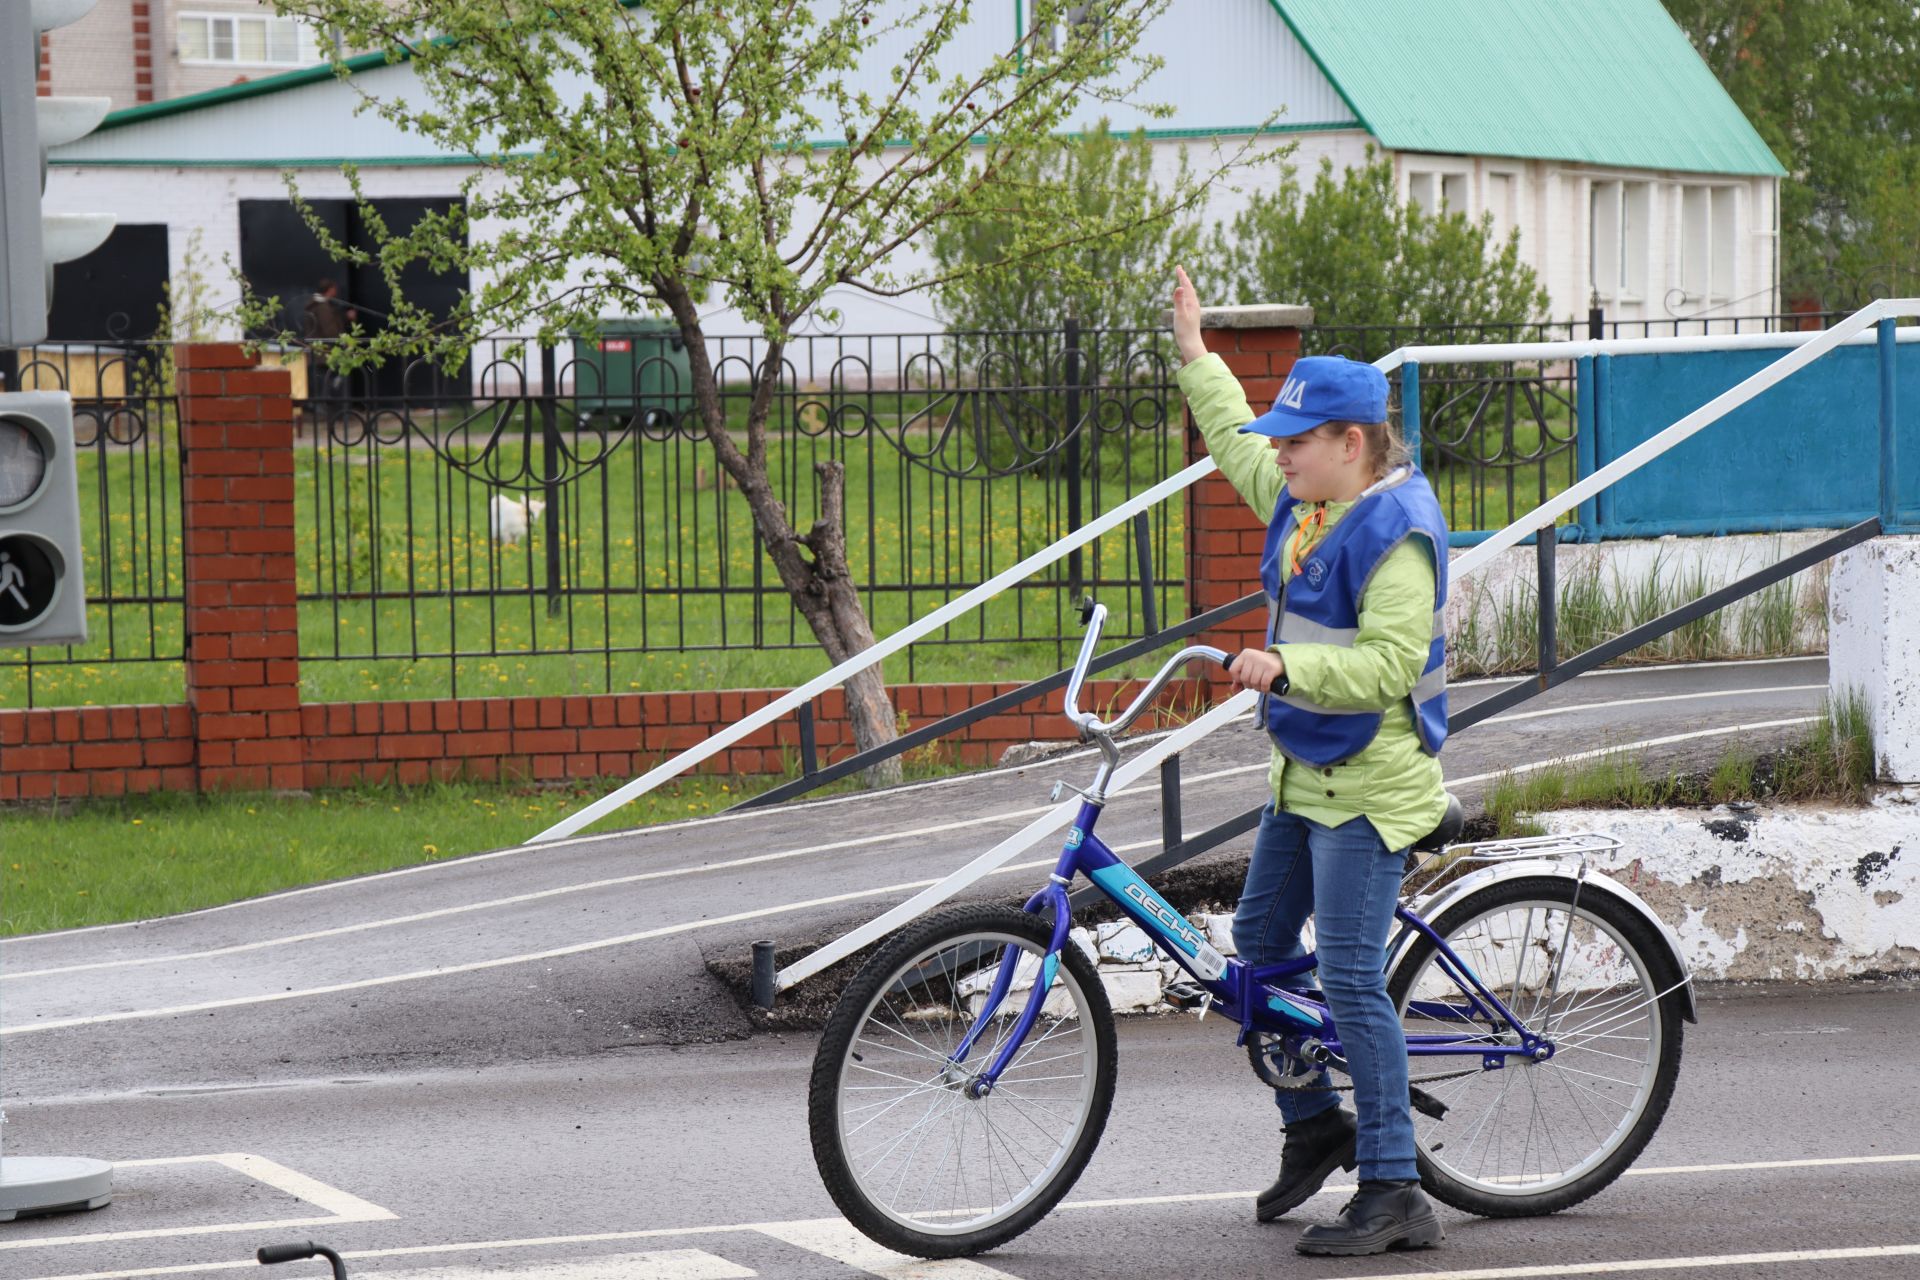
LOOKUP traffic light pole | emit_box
[0,0,115,1225]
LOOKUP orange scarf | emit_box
[1287,505,1327,578]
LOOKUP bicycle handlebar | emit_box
[257,1241,348,1278]
[1064,600,1232,745]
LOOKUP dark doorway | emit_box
[46,223,170,342]
[238,196,469,402]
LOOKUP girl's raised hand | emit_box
[1172,266,1205,364]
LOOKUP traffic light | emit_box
[2,0,115,349]
[0,390,87,647]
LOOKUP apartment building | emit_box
[37,1,336,109]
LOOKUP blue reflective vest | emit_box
[1258,468,1450,767]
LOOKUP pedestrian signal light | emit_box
[0,392,88,646]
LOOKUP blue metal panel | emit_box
[1592,341,1920,537]
[1574,356,1598,534]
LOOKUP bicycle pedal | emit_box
[1163,981,1213,1016]
[1410,1084,1450,1121]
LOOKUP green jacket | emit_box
[1178,353,1448,852]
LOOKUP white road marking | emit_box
[0,809,1079,982]
[0,656,1824,950]
[0,709,1822,1034]
[1127,715,1826,793]
[0,860,1047,1036]
[1471,683,1824,725]
[0,1152,395,1253]
[1323,1243,1920,1279]
[15,1152,1918,1278]
[757,1219,1022,1277]
[370,1251,754,1279]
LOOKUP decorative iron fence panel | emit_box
[291,325,1185,699]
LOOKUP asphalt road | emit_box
[5,980,1916,1279]
[5,654,1890,1279]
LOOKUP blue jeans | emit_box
[1232,805,1418,1183]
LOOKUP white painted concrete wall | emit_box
[1535,797,1920,982]
[1828,536,1920,783]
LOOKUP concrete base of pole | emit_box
[1828,535,1920,782]
[0,1156,113,1221]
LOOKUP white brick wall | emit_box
[46,132,1779,353]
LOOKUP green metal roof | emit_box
[1272,0,1787,177]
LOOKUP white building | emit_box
[45,0,1783,350]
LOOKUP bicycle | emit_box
[807,601,1697,1258]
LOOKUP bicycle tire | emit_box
[808,903,1117,1258]
[1387,875,1686,1217]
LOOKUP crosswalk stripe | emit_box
[370,1249,754,1279]
[757,1219,1023,1278]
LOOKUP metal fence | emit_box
[1,309,1845,708]
[289,323,1185,699]
[1306,310,1845,537]
[0,343,184,709]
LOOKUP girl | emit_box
[1171,267,1449,1257]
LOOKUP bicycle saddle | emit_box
[1411,791,1465,854]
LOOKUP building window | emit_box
[178,12,315,67]
[1024,2,1100,54]
[1406,168,1469,216]
[1486,170,1517,242]
[1678,183,1736,302]
[1590,179,1650,301]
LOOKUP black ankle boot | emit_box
[1255,1107,1357,1222]
[1295,1178,1442,1256]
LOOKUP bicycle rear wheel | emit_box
[1387,875,1686,1217]
[807,903,1117,1258]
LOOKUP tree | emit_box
[1205,150,1549,361]
[928,119,1215,334]
[1661,0,1920,307]
[248,0,1250,785]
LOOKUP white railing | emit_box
[521,298,1915,990]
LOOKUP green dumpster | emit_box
[571,317,693,427]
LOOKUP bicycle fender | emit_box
[1395,857,1697,1023]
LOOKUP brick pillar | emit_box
[131,1,154,103]
[177,344,305,791]
[1183,304,1311,701]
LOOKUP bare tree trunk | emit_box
[658,281,902,787]
[804,460,903,788]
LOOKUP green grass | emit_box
[2,408,1188,708]
[1483,693,1878,837]
[1450,550,1830,678]
[0,748,986,936]
[2,368,1609,712]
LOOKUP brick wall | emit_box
[0,706,193,801]
[1,316,1300,801]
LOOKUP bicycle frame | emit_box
[950,798,1555,1096]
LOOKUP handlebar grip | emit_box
[257,1242,317,1265]
[1077,596,1096,626]
[1217,650,1234,670]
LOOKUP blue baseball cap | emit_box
[1238,355,1389,439]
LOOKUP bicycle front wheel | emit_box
[807,903,1117,1258]
[1388,875,1686,1217]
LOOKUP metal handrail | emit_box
[770,298,1914,992]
